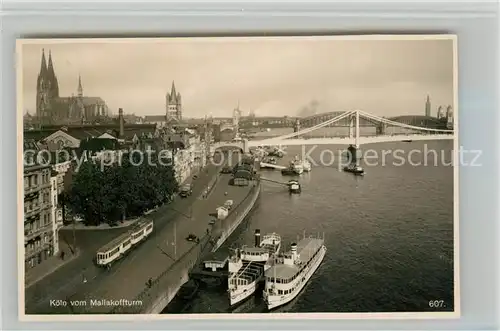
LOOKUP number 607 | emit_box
[429,300,445,308]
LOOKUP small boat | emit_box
[343,164,365,176]
[281,167,296,176]
[287,180,301,194]
[402,139,413,143]
[228,230,281,306]
[263,233,327,310]
[302,160,312,172]
[281,159,304,176]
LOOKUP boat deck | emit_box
[230,261,265,284]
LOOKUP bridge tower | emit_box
[348,114,355,139]
[347,110,362,165]
[293,118,301,138]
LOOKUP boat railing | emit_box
[262,233,281,243]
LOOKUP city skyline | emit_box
[20,36,455,118]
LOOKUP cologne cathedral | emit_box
[35,49,109,125]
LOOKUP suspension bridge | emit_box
[212,109,454,154]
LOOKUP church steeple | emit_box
[37,49,48,86]
[171,81,176,96]
[169,81,177,103]
[46,50,59,97]
[77,74,83,97]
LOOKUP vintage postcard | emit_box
[17,35,459,320]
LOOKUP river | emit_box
[165,141,455,314]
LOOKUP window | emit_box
[33,175,38,186]
[24,177,29,189]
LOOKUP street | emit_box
[24,152,251,314]
[25,157,224,314]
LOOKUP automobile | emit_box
[179,184,193,198]
[192,175,198,180]
[208,219,216,225]
[186,234,197,241]
[220,166,232,174]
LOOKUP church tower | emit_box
[166,81,182,122]
[36,49,50,119]
[425,95,431,117]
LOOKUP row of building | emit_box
[23,108,211,270]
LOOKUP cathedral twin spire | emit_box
[38,49,84,99]
[37,49,59,98]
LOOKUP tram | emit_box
[95,219,154,268]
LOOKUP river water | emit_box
[168,141,455,314]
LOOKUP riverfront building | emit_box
[24,140,56,269]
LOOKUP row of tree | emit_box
[66,154,179,226]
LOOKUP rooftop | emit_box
[203,251,229,264]
[97,231,131,253]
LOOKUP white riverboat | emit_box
[228,230,281,306]
[262,234,327,310]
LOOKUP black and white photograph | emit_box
[17,35,458,319]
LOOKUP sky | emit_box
[20,36,455,118]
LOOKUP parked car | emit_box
[192,175,198,180]
[220,166,232,174]
[186,234,197,241]
[179,184,193,198]
[208,219,216,225]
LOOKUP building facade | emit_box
[24,140,54,269]
[50,170,63,255]
[36,49,109,125]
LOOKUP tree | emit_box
[66,152,178,226]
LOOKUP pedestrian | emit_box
[82,274,87,283]
[61,251,65,260]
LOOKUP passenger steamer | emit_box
[228,230,281,306]
[263,234,327,310]
[95,219,154,268]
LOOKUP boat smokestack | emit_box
[254,229,261,247]
[291,242,298,260]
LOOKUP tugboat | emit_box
[287,180,301,193]
[343,164,365,176]
[281,162,302,176]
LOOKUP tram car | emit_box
[95,219,154,268]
